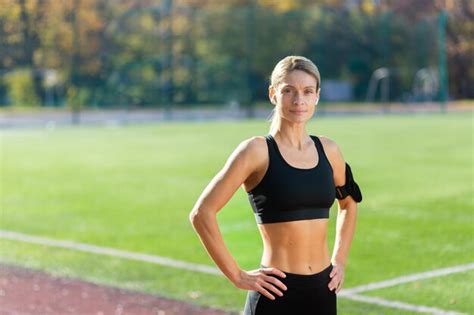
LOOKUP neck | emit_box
[271,123,309,150]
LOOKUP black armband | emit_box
[335,163,362,202]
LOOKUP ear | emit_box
[315,88,321,105]
[268,86,277,105]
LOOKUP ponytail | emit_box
[268,108,280,134]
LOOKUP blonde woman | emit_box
[189,56,362,314]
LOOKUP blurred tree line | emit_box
[0,0,472,108]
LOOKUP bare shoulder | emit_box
[317,135,346,185]
[226,136,268,178]
[234,135,268,162]
[243,135,267,152]
[317,135,342,158]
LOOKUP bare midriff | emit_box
[257,218,331,275]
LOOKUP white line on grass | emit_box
[339,293,466,315]
[0,229,223,276]
[341,262,474,294]
[1,229,472,314]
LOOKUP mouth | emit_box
[289,110,307,115]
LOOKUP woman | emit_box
[189,56,362,314]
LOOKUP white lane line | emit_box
[1,229,472,314]
[0,229,223,276]
[339,293,466,315]
[342,262,474,294]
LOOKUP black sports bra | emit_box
[247,134,336,224]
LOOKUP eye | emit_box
[283,88,292,93]
[305,90,314,94]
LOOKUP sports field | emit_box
[1,113,473,314]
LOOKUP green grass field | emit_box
[1,113,473,314]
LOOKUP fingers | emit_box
[328,276,341,291]
[257,285,276,300]
[260,280,284,298]
[328,271,344,292]
[335,280,343,294]
[328,278,336,291]
[262,274,287,292]
[256,268,287,300]
[328,265,344,293]
[328,277,343,292]
[263,267,286,279]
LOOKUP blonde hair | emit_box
[268,56,321,134]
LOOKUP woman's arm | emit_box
[332,196,358,268]
[320,137,359,293]
[189,137,287,299]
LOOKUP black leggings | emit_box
[243,264,337,315]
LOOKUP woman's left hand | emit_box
[328,263,345,294]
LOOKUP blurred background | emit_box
[0,1,473,315]
[0,0,472,125]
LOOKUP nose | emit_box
[292,92,305,106]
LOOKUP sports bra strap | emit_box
[310,135,324,156]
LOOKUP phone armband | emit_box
[335,163,362,202]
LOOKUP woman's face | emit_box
[269,70,320,125]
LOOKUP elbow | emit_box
[189,208,200,227]
[189,207,213,228]
[338,198,358,212]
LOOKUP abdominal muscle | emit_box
[257,218,331,275]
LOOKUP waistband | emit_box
[260,263,333,289]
